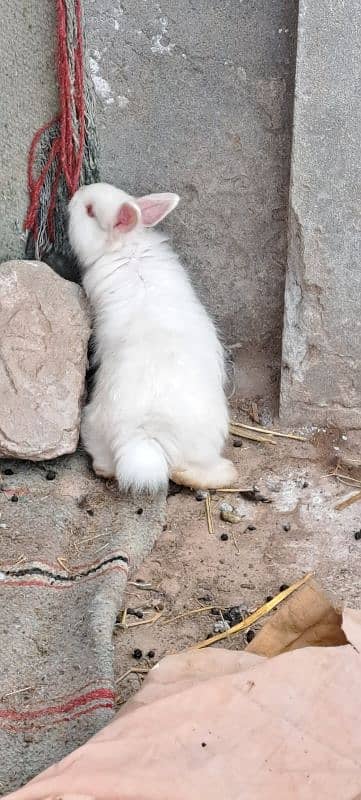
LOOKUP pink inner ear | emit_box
[114,203,138,231]
[137,194,178,227]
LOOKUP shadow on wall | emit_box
[85,0,298,389]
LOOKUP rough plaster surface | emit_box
[0,261,90,460]
[0,1,58,260]
[280,0,361,428]
[84,0,298,348]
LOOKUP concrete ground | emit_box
[113,405,361,705]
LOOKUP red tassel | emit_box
[25,0,86,250]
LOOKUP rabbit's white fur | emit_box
[68,182,237,493]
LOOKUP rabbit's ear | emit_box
[137,193,179,227]
[114,203,139,232]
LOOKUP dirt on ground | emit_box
[113,403,361,706]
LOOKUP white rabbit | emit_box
[68,182,237,494]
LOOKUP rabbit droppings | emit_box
[68,183,237,494]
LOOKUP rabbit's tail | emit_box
[116,437,169,494]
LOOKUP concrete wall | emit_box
[280,0,361,429]
[84,0,298,350]
[0,0,297,358]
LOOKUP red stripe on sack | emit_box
[2,488,30,497]
[2,678,114,708]
[0,702,114,733]
[33,679,115,705]
[0,688,115,721]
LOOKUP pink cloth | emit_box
[6,609,361,800]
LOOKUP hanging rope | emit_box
[25,0,99,260]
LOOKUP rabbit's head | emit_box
[68,182,179,269]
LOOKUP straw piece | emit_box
[125,610,164,629]
[10,554,26,569]
[120,607,128,627]
[205,495,214,534]
[230,421,306,442]
[327,470,361,488]
[163,605,215,625]
[191,573,312,650]
[335,490,361,511]
[229,424,276,445]
[1,686,35,699]
[215,488,250,493]
[115,666,150,685]
[57,556,72,573]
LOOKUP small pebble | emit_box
[147,650,155,659]
[213,619,230,634]
[247,524,256,531]
[10,495,18,503]
[233,438,243,448]
[201,742,207,748]
[4,468,14,476]
[354,530,361,541]
[195,490,209,501]
[279,583,289,592]
[283,523,291,532]
[246,629,255,643]
[224,606,248,626]
[198,594,212,603]
[87,509,94,517]
[132,648,143,660]
[46,470,57,481]
[220,533,229,541]
[219,501,233,514]
[220,509,242,524]
[136,508,143,516]
[265,595,273,603]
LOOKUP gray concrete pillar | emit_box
[280,0,361,428]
